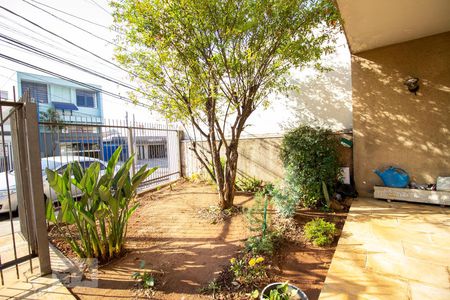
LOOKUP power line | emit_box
[0,53,150,108]
[0,72,16,89]
[0,32,143,93]
[26,0,116,32]
[22,0,121,49]
[0,21,79,58]
[87,0,111,15]
[0,16,122,73]
[0,5,130,76]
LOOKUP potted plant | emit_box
[261,282,308,300]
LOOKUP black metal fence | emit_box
[38,116,181,194]
[0,93,181,285]
[0,142,13,173]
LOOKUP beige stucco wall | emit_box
[352,32,450,197]
[181,134,353,183]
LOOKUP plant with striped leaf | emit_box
[45,146,156,262]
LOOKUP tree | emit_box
[111,0,341,209]
[40,108,65,155]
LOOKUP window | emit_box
[148,144,167,158]
[76,90,96,108]
[137,145,145,160]
[0,90,8,100]
[50,85,71,103]
[21,81,48,103]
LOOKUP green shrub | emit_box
[280,125,341,209]
[260,182,275,196]
[271,184,298,218]
[235,176,263,192]
[245,232,280,255]
[304,218,336,247]
[45,147,156,262]
[246,194,280,255]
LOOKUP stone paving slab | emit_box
[319,198,450,300]
[0,273,74,300]
[0,231,75,299]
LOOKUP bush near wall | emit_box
[279,125,341,209]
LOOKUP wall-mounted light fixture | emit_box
[404,77,419,95]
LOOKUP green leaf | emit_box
[45,198,56,223]
[46,168,67,196]
[107,146,122,175]
[78,208,96,227]
[144,276,155,287]
[251,289,259,298]
[72,161,84,183]
[131,166,157,191]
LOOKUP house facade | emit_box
[336,0,450,197]
[17,72,104,158]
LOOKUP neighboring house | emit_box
[135,136,167,160]
[17,72,104,158]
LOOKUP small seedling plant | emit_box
[263,282,299,300]
[246,194,281,255]
[229,256,267,286]
[132,260,155,289]
[304,218,336,246]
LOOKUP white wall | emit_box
[243,33,352,136]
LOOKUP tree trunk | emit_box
[217,142,238,210]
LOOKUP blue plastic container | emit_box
[374,167,410,188]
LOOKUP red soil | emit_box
[70,181,346,299]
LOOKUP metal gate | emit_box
[0,92,51,285]
[0,90,182,285]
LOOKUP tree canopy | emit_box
[111,0,341,208]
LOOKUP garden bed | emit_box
[52,180,347,299]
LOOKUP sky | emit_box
[0,0,163,123]
[0,0,351,136]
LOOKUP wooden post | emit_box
[11,105,35,248]
[23,101,51,275]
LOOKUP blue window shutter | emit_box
[86,96,94,107]
[76,95,85,106]
[21,81,48,103]
[76,90,96,108]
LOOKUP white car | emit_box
[0,156,108,214]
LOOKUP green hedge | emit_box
[279,125,341,209]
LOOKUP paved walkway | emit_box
[319,198,450,300]
[0,223,75,299]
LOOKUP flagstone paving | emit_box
[0,227,74,299]
[319,198,450,300]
